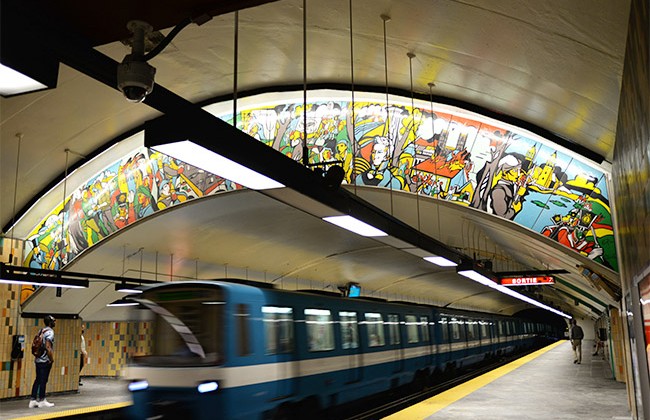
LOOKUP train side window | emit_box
[498,321,504,336]
[405,315,419,343]
[450,318,461,340]
[262,306,294,354]
[305,309,335,352]
[387,314,401,345]
[236,304,252,356]
[339,311,359,349]
[364,313,386,347]
[420,316,430,342]
[480,321,488,339]
[440,317,449,342]
[467,319,477,341]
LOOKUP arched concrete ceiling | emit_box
[2,0,630,320]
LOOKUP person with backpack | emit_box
[29,315,56,408]
[569,318,584,364]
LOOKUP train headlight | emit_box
[197,381,219,393]
[128,380,149,392]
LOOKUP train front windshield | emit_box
[134,285,225,366]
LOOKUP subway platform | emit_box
[0,377,130,420]
[387,340,632,420]
[0,341,632,420]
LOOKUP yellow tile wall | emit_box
[81,321,152,378]
[0,281,152,400]
[0,283,79,399]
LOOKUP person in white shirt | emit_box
[80,323,88,386]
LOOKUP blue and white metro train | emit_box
[123,280,560,419]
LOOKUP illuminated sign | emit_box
[500,276,555,286]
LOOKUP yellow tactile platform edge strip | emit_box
[9,401,132,420]
[385,340,566,420]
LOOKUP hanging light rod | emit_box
[0,263,158,289]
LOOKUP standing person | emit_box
[79,323,88,386]
[29,315,56,408]
[569,318,584,364]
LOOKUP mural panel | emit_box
[228,95,617,271]
[22,92,618,277]
[23,147,241,272]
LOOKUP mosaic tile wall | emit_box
[80,321,152,378]
[1,304,152,399]
[0,283,80,399]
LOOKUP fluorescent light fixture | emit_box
[107,298,139,307]
[0,277,88,289]
[115,283,144,294]
[322,215,387,237]
[197,381,219,393]
[457,262,571,318]
[423,256,458,267]
[457,269,496,286]
[151,140,284,190]
[128,380,149,392]
[0,64,49,96]
[0,17,59,98]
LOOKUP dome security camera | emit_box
[117,20,156,103]
[117,57,155,103]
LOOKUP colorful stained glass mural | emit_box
[22,91,618,276]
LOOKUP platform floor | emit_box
[387,340,632,420]
[0,340,632,420]
[0,377,130,420]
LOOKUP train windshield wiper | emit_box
[135,298,206,358]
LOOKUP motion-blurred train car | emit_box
[123,280,559,419]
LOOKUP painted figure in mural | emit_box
[335,140,354,184]
[541,206,604,260]
[157,180,177,210]
[355,136,403,189]
[470,130,512,211]
[112,192,136,229]
[488,154,528,220]
[94,176,119,235]
[65,192,87,257]
[135,186,156,218]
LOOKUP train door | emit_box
[420,315,433,366]
[261,305,296,399]
[449,317,467,368]
[438,316,452,368]
[339,311,362,383]
[363,312,387,377]
[479,319,491,357]
[387,313,403,373]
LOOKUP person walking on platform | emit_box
[29,315,56,408]
[569,318,584,364]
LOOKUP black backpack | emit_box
[31,328,46,357]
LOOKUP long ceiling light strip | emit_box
[458,266,571,318]
[0,64,48,95]
[0,277,88,289]
[322,215,387,237]
[424,256,458,267]
[150,140,284,190]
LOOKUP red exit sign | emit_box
[500,276,555,286]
